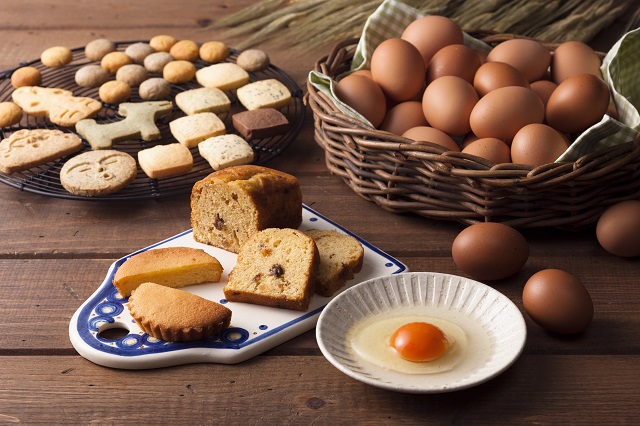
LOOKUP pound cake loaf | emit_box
[113,246,223,297]
[128,282,232,342]
[224,228,319,311]
[190,165,302,253]
[305,229,365,297]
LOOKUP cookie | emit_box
[236,49,270,72]
[99,80,131,104]
[198,134,254,170]
[169,112,226,148]
[0,129,82,174]
[12,86,102,127]
[149,35,177,53]
[75,101,173,150]
[11,66,42,89]
[138,142,193,179]
[0,102,23,127]
[41,46,73,67]
[75,65,110,88]
[143,51,174,73]
[170,40,200,62]
[175,87,230,115]
[195,63,250,91]
[116,64,148,87]
[101,51,132,74]
[237,79,292,111]
[128,282,232,342]
[60,150,137,196]
[139,78,171,101]
[124,42,155,65]
[163,60,196,84]
[232,108,290,139]
[85,38,116,61]
[199,41,229,63]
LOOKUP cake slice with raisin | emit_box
[223,228,319,311]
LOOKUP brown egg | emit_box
[522,269,594,334]
[380,101,428,135]
[402,126,460,152]
[462,138,511,164]
[551,41,603,84]
[426,44,481,84]
[370,38,426,102]
[470,86,545,144]
[422,76,478,136]
[545,73,610,134]
[473,61,529,97]
[452,222,529,281]
[596,200,640,257]
[401,15,464,66]
[529,80,557,107]
[461,132,480,149]
[351,69,373,79]
[510,124,569,167]
[486,39,551,82]
[335,74,387,128]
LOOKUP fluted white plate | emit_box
[316,272,526,394]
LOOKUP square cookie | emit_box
[232,108,290,140]
[195,63,250,91]
[138,143,193,179]
[198,134,254,170]
[169,112,226,148]
[175,87,231,115]
[236,79,292,111]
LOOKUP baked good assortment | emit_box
[0,37,298,199]
[113,246,223,297]
[224,228,320,312]
[190,165,303,253]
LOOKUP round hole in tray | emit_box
[97,322,131,340]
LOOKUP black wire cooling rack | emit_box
[0,41,305,201]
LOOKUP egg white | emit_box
[348,315,467,375]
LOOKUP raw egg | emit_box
[403,126,460,152]
[380,101,428,135]
[426,44,481,84]
[522,269,594,334]
[473,61,529,97]
[596,200,640,257]
[349,314,467,375]
[510,123,569,167]
[335,74,387,128]
[529,80,557,107]
[422,76,478,136]
[371,38,426,102]
[452,222,529,281]
[551,41,603,84]
[486,38,551,82]
[401,15,464,66]
[545,73,610,134]
[470,86,545,144]
[462,138,511,164]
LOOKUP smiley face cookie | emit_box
[60,150,137,196]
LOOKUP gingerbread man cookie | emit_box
[75,101,173,150]
[12,86,102,127]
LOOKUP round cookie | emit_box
[139,78,171,101]
[99,80,131,104]
[149,35,177,52]
[41,46,73,67]
[143,52,173,73]
[116,64,148,87]
[60,150,137,197]
[200,41,229,63]
[101,51,132,74]
[163,60,196,83]
[125,42,155,64]
[85,38,116,61]
[11,66,42,88]
[75,64,110,88]
[0,102,23,127]
[236,49,270,72]
[169,40,200,62]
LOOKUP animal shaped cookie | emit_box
[0,129,83,174]
[60,150,137,196]
[12,86,102,127]
[75,101,173,150]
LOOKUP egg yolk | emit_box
[390,322,449,362]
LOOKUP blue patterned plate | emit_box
[69,204,406,369]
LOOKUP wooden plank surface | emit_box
[1,0,639,423]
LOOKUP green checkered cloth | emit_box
[309,0,640,162]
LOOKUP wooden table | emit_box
[1,1,638,424]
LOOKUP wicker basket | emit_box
[307,33,640,229]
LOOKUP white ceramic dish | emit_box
[316,272,527,394]
[69,204,406,369]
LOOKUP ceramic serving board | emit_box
[69,204,407,369]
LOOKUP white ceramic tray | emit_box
[69,204,407,369]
